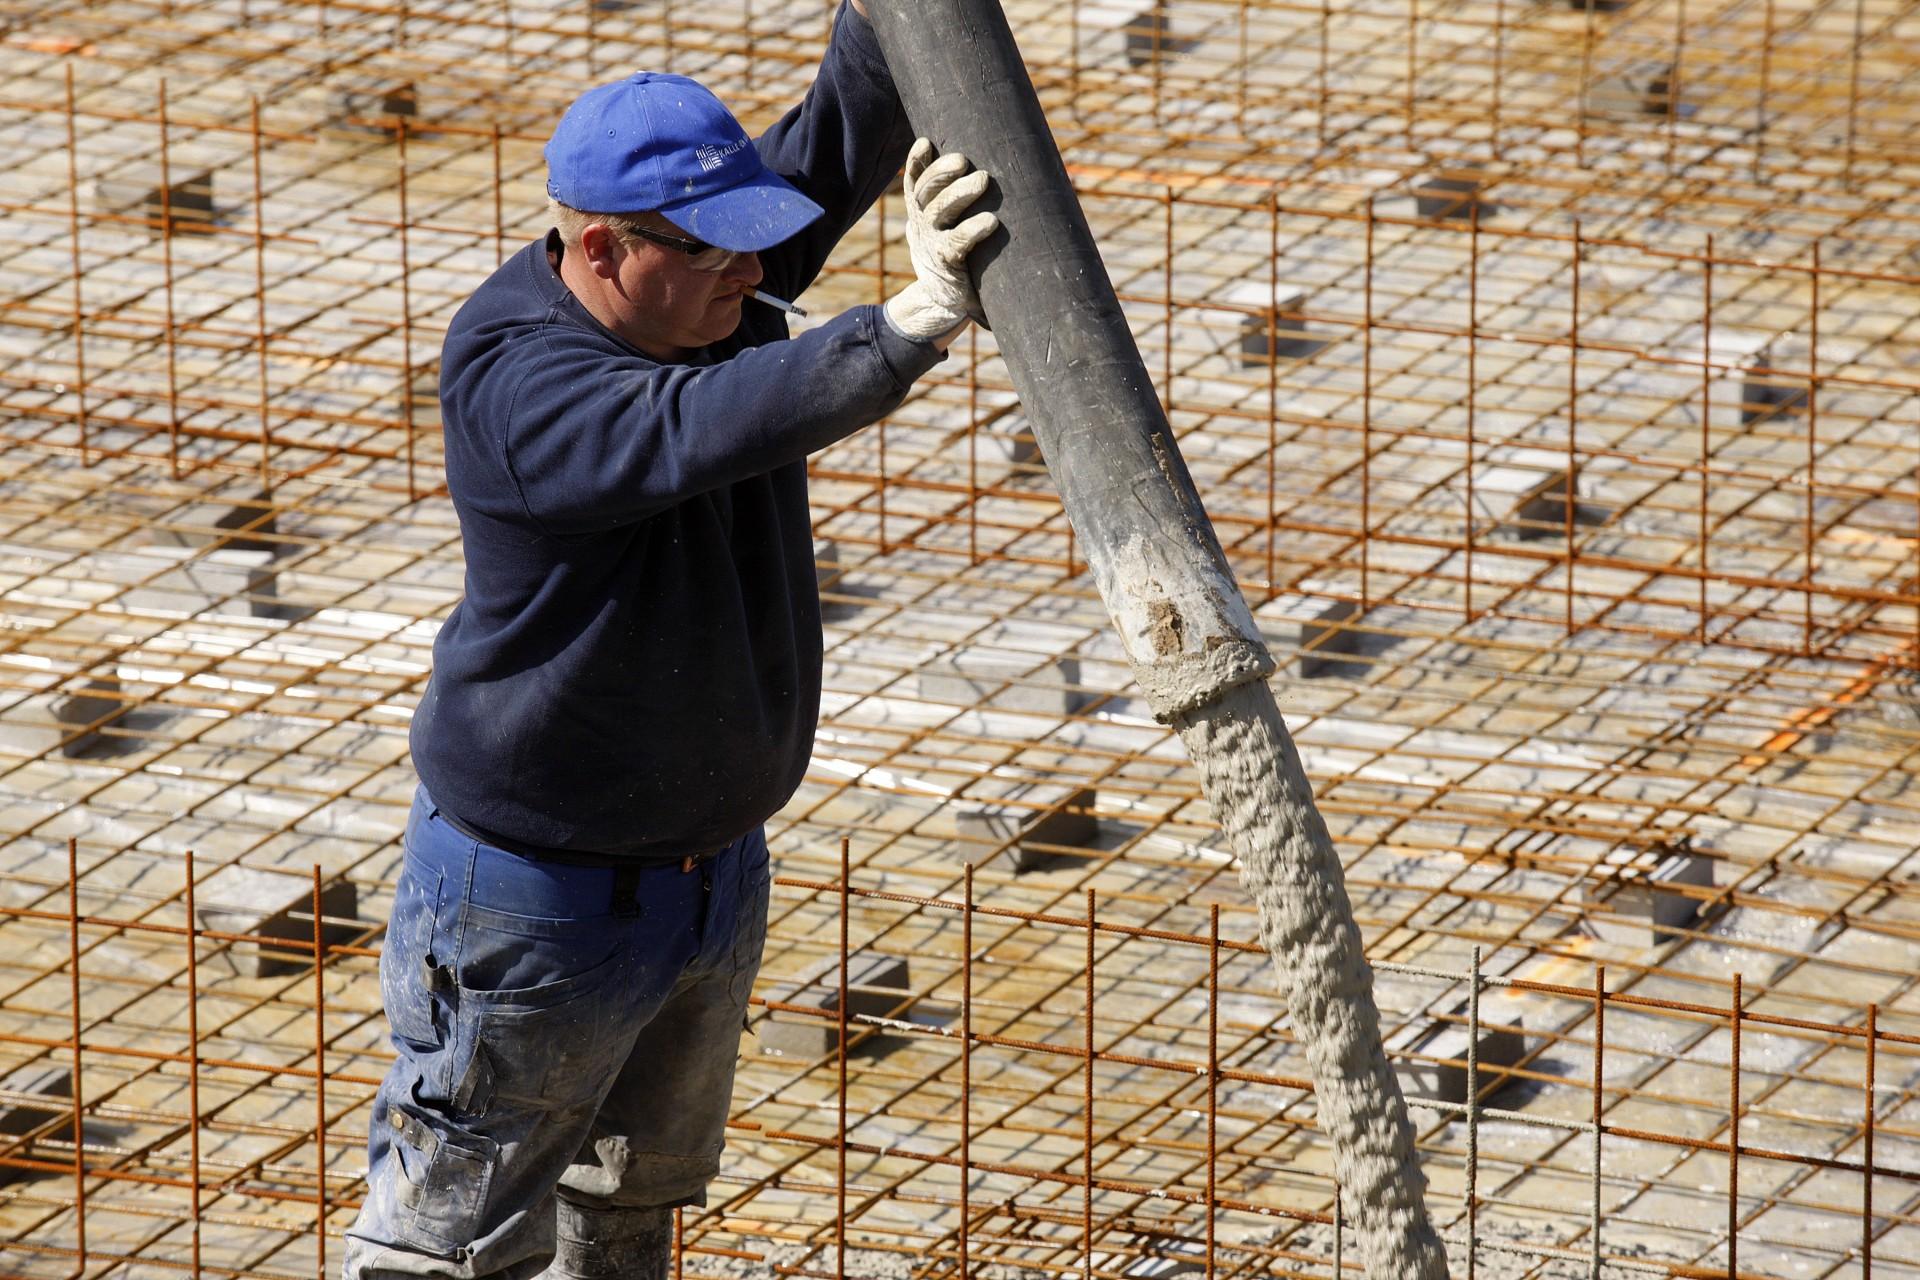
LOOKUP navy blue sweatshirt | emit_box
[411,6,935,860]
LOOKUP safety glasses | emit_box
[627,224,741,274]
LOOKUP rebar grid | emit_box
[2,843,1918,1280]
[1,0,1918,1277]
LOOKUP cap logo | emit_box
[694,137,748,173]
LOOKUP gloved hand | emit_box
[883,138,999,343]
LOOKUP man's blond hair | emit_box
[548,198,660,249]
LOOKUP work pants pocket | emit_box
[444,901,630,1115]
[387,1100,500,1256]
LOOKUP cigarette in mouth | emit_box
[744,287,807,318]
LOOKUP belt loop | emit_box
[612,864,642,918]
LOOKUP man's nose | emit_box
[725,251,764,287]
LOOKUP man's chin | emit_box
[696,301,746,344]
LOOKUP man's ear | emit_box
[579,224,623,278]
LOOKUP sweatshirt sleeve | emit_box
[752,2,913,300]
[487,305,941,538]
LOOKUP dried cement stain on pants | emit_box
[1175,682,1450,1280]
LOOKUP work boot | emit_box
[548,1200,672,1280]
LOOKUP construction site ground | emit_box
[0,0,1917,1277]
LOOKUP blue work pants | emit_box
[341,787,769,1280]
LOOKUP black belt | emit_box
[437,809,724,876]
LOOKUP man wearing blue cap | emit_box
[342,4,999,1280]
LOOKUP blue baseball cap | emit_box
[544,72,825,253]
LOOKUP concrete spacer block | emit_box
[53,677,127,757]
[1122,1242,1204,1278]
[1295,598,1363,678]
[917,654,1081,716]
[955,783,1098,872]
[1121,1,1195,66]
[1742,350,1810,424]
[93,166,214,237]
[194,867,359,979]
[1222,283,1322,365]
[0,1063,74,1183]
[759,951,913,1059]
[974,419,1040,468]
[1412,172,1486,221]
[407,367,441,428]
[124,547,285,620]
[1583,62,1675,117]
[1077,2,1196,69]
[1500,468,1603,541]
[334,81,419,128]
[150,490,278,553]
[1585,839,1712,947]
[1394,1004,1526,1104]
[813,537,842,592]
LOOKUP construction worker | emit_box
[339,3,998,1278]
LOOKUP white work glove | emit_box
[883,138,1000,342]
